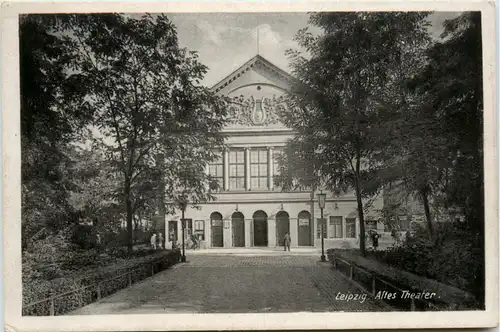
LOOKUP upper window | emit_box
[229,150,245,190]
[208,151,223,191]
[250,149,268,189]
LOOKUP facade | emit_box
[164,55,385,249]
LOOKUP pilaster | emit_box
[245,219,252,248]
[205,219,211,248]
[223,149,229,191]
[245,148,250,190]
[223,219,232,248]
[268,147,273,189]
[268,218,276,247]
[290,218,298,247]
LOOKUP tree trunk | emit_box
[354,152,366,257]
[124,183,133,254]
[420,188,434,240]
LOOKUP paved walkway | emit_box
[69,255,388,314]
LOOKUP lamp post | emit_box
[179,196,187,262]
[317,190,326,262]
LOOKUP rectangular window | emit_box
[398,215,410,231]
[346,218,356,238]
[229,149,245,190]
[328,216,343,238]
[250,149,268,189]
[194,220,205,241]
[316,218,327,239]
[208,151,223,191]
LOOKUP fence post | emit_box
[372,277,376,296]
[332,255,336,268]
[49,296,55,316]
[349,264,353,280]
[128,271,132,287]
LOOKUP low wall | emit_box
[327,249,477,311]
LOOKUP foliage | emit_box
[44,14,228,252]
[364,222,482,297]
[281,12,431,256]
[20,15,94,249]
[23,249,180,315]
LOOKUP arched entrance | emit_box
[298,211,312,246]
[232,212,245,247]
[210,212,223,247]
[253,210,268,246]
[276,211,290,246]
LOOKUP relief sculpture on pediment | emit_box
[227,94,288,127]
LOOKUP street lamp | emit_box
[317,190,326,262]
[179,195,187,263]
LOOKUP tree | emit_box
[20,15,94,248]
[409,12,484,304]
[57,14,227,252]
[283,12,431,256]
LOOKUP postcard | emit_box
[2,1,498,331]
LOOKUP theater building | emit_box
[164,55,384,249]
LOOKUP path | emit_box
[69,254,388,314]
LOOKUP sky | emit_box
[166,12,461,87]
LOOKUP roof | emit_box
[210,54,298,94]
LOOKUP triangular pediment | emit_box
[211,54,297,95]
[210,55,298,130]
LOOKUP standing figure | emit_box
[150,233,157,250]
[284,232,291,251]
[371,231,380,251]
[158,232,164,249]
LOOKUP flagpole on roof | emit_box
[257,27,259,55]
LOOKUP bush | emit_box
[366,222,482,294]
[70,225,98,250]
[23,249,181,315]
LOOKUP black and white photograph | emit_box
[2,1,498,331]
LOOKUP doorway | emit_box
[253,210,268,246]
[276,211,290,246]
[210,212,223,247]
[297,211,312,246]
[232,212,245,247]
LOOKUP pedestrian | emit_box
[150,233,157,250]
[158,232,164,249]
[371,231,380,251]
[283,232,291,251]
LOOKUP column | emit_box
[245,148,250,191]
[223,149,229,191]
[268,147,273,189]
[290,218,298,247]
[245,219,251,248]
[268,218,276,247]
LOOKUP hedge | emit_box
[23,249,181,316]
